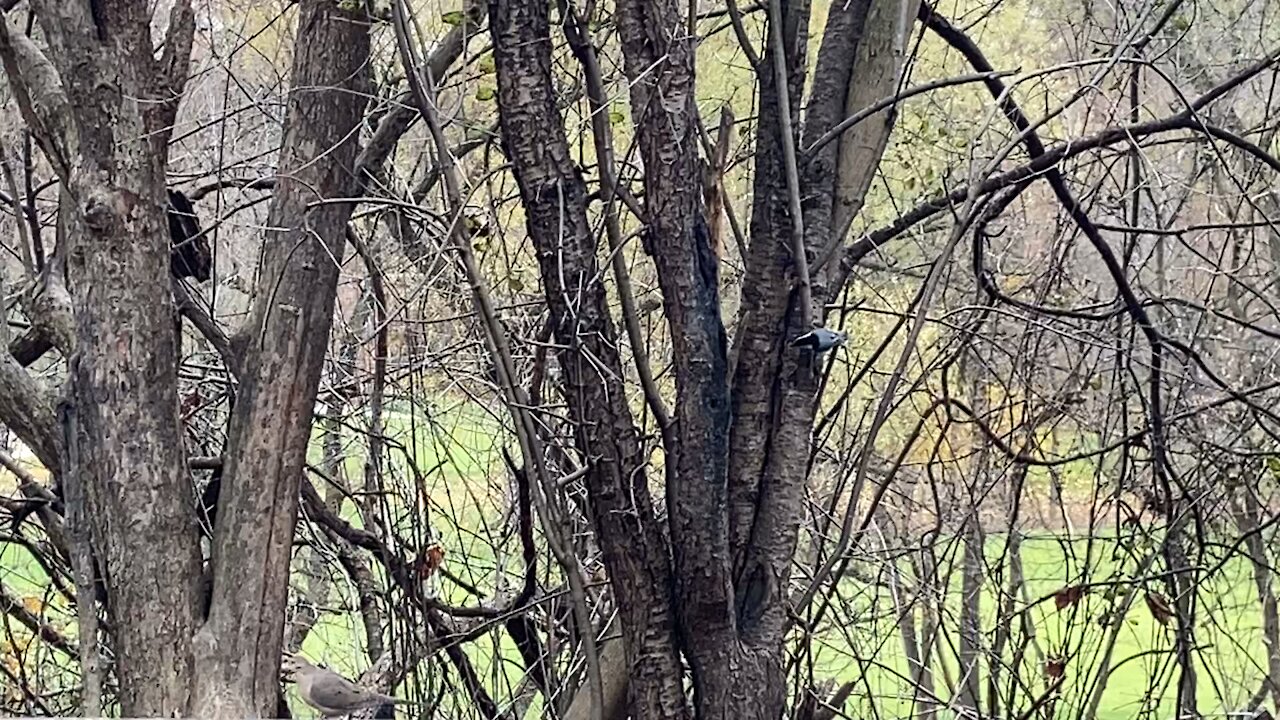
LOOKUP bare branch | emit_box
[0,19,72,179]
[0,353,61,471]
[150,0,196,152]
[0,579,77,656]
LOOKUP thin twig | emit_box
[392,3,605,717]
[563,4,673,439]
[766,0,812,329]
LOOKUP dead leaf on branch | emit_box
[1145,592,1174,626]
[1044,655,1067,679]
[415,543,446,580]
[1053,585,1087,610]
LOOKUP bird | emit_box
[281,654,416,717]
[789,327,848,353]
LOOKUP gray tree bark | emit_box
[0,1,371,716]
[192,2,371,716]
[11,2,204,713]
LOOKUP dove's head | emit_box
[281,654,315,679]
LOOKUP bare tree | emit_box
[0,0,1278,719]
[0,0,369,715]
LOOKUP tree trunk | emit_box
[192,3,371,716]
[1236,486,1280,710]
[491,0,912,713]
[610,0,764,713]
[488,1,688,718]
[957,513,984,712]
[13,1,205,714]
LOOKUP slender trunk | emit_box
[957,513,984,712]
[60,399,102,716]
[1084,554,1158,719]
[913,551,942,720]
[890,555,930,720]
[1236,487,1280,710]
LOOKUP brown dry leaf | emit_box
[20,595,42,615]
[1044,656,1067,679]
[1054,585,1087,610]
[180,391,203,419]
[416,543,446,580]
[1145,592,1174,626]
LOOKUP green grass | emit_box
[811,531,1270,720]
[1,405,1273,719]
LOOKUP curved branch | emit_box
[0,355,61,472]
[354,0,487,183]
[0,20,71,180]
[0,580,77,656]
[845,36,1280,278]
[803,69,1014,160]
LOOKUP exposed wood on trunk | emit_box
[192,3,372,716]
[822,0,921,271]
[563,618,632,720]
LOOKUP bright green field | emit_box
[1,402,1270,719]
[811,532,1270,720]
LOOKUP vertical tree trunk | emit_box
[16,2,204,714]
[488,1,687,718]
[491,0,913,712]
[192,3,371,716]
[957,355,987,713]
[1236,486,1280,710]
[957,513,984,712]
[610,0,758,713]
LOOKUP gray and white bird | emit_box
[281,654,415,717]
[790,327,848,353]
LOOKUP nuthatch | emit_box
[790,327,848,353]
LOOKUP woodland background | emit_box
[0,0,1277,719]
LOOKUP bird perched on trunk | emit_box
[790,327,847,353]
[790,327,848,372]
[281,654,416,717]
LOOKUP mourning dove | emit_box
[281,654,414,717]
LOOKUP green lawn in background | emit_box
[2,402,1271,719]
[815,532,1268,720]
